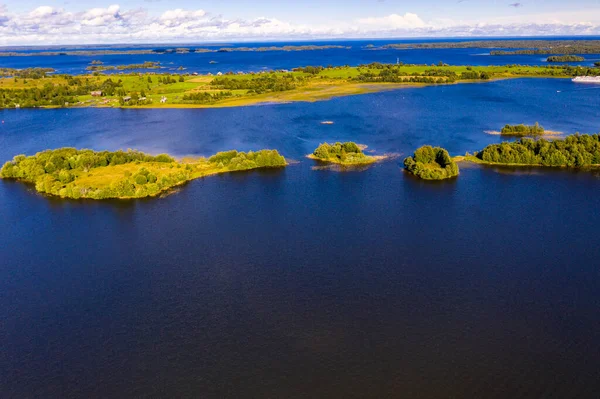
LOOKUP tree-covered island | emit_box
[547,56,585,62]
[500,123,546,137]
[308,142,385,165]
[462,134,600,167]
[1,148,286,199]
[404,146,459,180]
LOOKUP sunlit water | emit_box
[1,78,600,398]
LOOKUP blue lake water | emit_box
[1,78,600,398]
[2,39,600,74]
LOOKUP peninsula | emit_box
[308,142,384,165]
[1,148,287,199]
[0,63,598,109]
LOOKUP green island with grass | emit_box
[0,148,286,200]
[547,55,585,63]
[459,134,600,168]
[308,142,384,165]
[404,146,459,180]
[0,62,598,109]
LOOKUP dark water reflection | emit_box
[1,78,600,398]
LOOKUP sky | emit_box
[1,0,600,45]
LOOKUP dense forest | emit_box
[311,142,375,164]
[210,74,304,94]
[547,56,585,62]
[501,123,545,137]
[1,148,286,199]
[404,146,459,180]
[476,134,600,167]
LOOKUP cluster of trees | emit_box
[0,68,55,78]
[0,85,78,108]
[208,149,286,170]
[353,65,490,84]
[157,75,183,84]
[312,142,372,164]
[500,123,545,137]
[476,134,600,167]
[293,66,325,74]
[547,56,585,62]
[1,148,177,199]
[211,74,304,94]
[182,91,233,104]
[404,146,459,180]
[461,70,491,80]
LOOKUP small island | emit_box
[547,55,585,62]
[308,142,383,165]
[1,148,286,200]
[463,134,600,167]
[500,123,545,137]
[404,146,459,180]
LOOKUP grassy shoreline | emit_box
[1,63,593,110]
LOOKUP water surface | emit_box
[1,78,600,398]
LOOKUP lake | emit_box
[1,78,600,398]
[2,38,600,75]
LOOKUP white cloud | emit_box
[0,5,598,45]
[357,13,426,29]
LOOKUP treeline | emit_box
[211,74,304,94]
[547,55,585,62]
[182,91,233,104]
[476,134,600,167]
[353,64,490,83]
[404,146,459,180]
[501,123,545,137]
[208,149,286,170]
[0,68,55,78]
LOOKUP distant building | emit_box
[91,91,102,97]
[123,96,131,102]
[160,96,167,104]
[192,72,199,76]
[217,72,223,76]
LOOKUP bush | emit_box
[134,174,148,185]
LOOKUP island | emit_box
[0,148,287,200]
[379,40,600,55]
[308,142,384,165]
[403,146,459,180]
[547,56,585,63]
[461,134,600,167]
[499,123,547,137]
[0,63,598,109]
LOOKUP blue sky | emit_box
[1,0,600,45]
